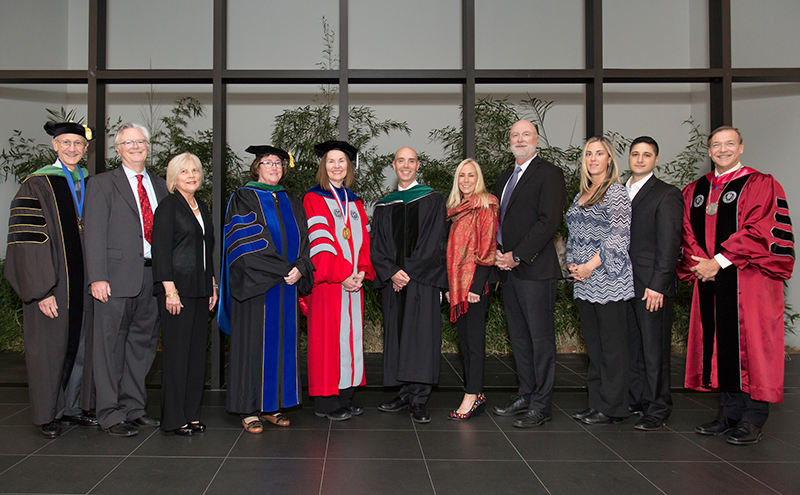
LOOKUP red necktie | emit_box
[136,174,153,244]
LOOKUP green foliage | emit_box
[659,118,708,189]
[0,259,23,351]
[0,108,82,182]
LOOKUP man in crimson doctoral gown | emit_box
[371,147,448,423]
[5,121,98,438]
[679,126,794,445]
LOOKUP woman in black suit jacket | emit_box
[152,152,217,436]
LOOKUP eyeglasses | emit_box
[119,139,148,148]
[259,161,282,169]
[56,139,87,149]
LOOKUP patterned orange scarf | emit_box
[446,194,499,322]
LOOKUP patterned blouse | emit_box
[566,182,634,303]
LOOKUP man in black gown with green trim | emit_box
[5,121,98,438]
[372,147,448,423]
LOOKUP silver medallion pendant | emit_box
[706,202,719,215]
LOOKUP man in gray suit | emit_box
[85,123,168,437]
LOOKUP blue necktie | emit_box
[497,165,522,246]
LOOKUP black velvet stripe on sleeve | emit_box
[10,197,41,210]
[9,214,46,226]
[7,231,48,244]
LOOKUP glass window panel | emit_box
[67,0,89,70]
[106,84,214,153]
[475,0,584,69]
[107,0,213,69]
[476,84,586,150]
[349,84,461,159]
[604,0,708,69]
[228,0,338,70]
[0,1,70,70]
[731,1,800,68]
[604,83,709,167]
[227,84,330,157]
[349,0,461,69]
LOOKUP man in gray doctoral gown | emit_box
[5,121,98,438]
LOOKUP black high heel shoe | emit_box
[448,393,486,420]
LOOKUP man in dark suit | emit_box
[492,120,566,427]
[85,123,169,437]
[624,136,683,431]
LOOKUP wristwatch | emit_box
[512,254,521,263]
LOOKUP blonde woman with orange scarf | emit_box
[444,159,499,420]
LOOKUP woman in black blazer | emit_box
[152,152,217,436]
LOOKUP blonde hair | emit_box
[166,152,204,193]
[446,158,491,209]
[579,136,620,208]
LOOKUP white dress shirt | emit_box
[625,172,653,201]
[399,180,419,192]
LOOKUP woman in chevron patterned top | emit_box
[566,136,634,426]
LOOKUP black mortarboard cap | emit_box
[314,141,358,162]
[245,145,294,167]
[44,121,94,141]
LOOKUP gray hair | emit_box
[114,122,151,146]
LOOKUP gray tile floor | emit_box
[0,351,798,494]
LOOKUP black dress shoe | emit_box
[571,408,597,421]
[513,410,552,428]
[41,420,62,439]
[695,416,738,436]
[106,422,138,437]
[131,415,161,427]
[634,415,666,431]
[325,407,353,421]
[492,396,530,417]
[379,396,410,412]
[173,425,194,436]
[410,404,431,423]
[727,422,763,445]
[61,413,99,427]
[344,405,364,416]
[188,421,206,433]
[581,411,624,425]
[629,404,644,416]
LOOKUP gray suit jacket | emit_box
[84,166,169,298]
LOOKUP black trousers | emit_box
[158,295,208,431]
[719,391,770,427]
[502,275,557,414]
[398,383,432,405]
[577,298,629,418]
[93,266,159,429]
[455,291,489,394]
[627,296,674,420]
[315,387,356,415]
